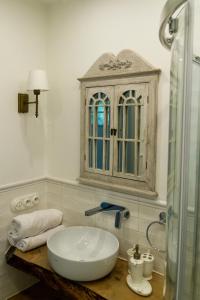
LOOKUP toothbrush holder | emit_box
[141,252,154,280]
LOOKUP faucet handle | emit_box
[123,209,130,219]
[115,209,130,228]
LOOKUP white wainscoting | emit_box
[46,177,166,275]
[0,179,46,300]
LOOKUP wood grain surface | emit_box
[6,246,164,300]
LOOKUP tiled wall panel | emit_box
[46,179,166,275]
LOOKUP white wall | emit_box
[46,0,170,203]
[0,0,47,187]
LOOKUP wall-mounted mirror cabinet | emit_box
[78,50,160,199]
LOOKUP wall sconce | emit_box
[18,69,49,118]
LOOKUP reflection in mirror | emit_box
[116,89,145,177]
[118,106,123,138]
[125,142,135,174]
[105,141,110,170]
[100,92,106,99]
[126,105,135,139]
[137,142,145,176]
[93,93,99,99]
[89,107,93,137]
[88,92,111,172]
[123,90,130,98]
[119,97,124,104]
[89,98,94,105]
[117,141,123,172]
[105,106,110,137]
[96,104,104,137]
[96,139,103,169]
[88,139,93,168]
[105,97,110,105]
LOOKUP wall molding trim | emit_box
[45,176,167,209]
[0,176,167,208]
[0,177,46,193]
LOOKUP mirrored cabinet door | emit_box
[85,87,114,175]
[113,84,148,180]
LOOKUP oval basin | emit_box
[47,226,119,281]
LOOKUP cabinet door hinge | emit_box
[84,154,86,160]
[146,161,148,169]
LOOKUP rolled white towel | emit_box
[8,209,63,242]
[8,225,65,252]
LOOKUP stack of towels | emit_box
[8,209,64,252]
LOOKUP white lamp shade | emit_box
[27,69,49,91]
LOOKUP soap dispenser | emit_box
[130,245,143,283]
[126,244,152,296]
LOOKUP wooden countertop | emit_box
[6,246,164,300]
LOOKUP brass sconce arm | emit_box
[18,90,41,118]
[18,69,48,118]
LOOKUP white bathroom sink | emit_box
[47,226,119,281]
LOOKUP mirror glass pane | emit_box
[137,142,145,176]
[89,98,94,105]
[126,106,135,139]
[96,139,103,169]
[105,97,110,105]
[96,104,104,137]
[117,141,123,172]
[89,107,93,137]
[105,141,110,171]
[125,142,135,174]
[105,106,110,138]
[93,93,98,99]
[88,139,93,168]
[119,97,124,104]
[118,106,123,138]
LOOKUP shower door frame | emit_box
[159,0,194,299]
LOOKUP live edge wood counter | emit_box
[6,246,164,300]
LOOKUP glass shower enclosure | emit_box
[159,0,200,299]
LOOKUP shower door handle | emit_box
[159,0,187,50]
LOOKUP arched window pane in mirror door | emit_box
[93,93,99,99]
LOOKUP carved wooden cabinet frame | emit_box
[78,50,160,199]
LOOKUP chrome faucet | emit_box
[85,202,130,228]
